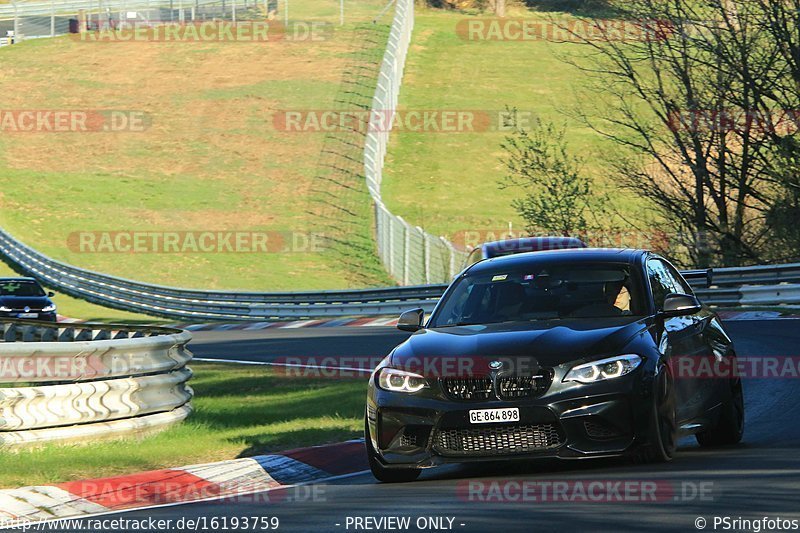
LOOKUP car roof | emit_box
[482,236,586,257]
[466,248,647,274]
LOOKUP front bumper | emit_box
[0,311,57,322]
[367,370,654,469]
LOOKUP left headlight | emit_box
[377,368,427,393]
[41,304,56,312]
[564,354,642,384]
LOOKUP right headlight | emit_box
[377,368,427,393]
[564,354,642,384]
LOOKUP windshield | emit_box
[431,263,645,327]
[0,281,46,297]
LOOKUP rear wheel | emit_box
[638,364,677,463]
[696,375,744,447]
[364,417,421,483]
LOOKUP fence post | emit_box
[403,220,411,286]
[50,0,55,37]
[444,236,457,279]
[12,0,18,43]
[424,233,431,285]
[232,0,236,23]
[388,215,396,279]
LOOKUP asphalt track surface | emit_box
[37,320,800,532]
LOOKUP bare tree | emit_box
[554,0,796,266]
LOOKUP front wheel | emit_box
[637,364,677,463]
[364,417,421,483]
[696,375,744,447]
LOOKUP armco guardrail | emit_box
[3,228,800,319]
[0,320,193,447]
[0,228,445,319]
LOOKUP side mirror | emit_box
[397,308,425,332]
[661,293,702,317]
[47,292,55,297]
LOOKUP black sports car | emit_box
[365,249,744,482]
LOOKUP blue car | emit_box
[464,236,587,268]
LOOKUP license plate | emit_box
[18,313,38,319]
[469,408,520,424]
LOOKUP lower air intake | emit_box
[434,424,563,456]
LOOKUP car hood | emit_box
[390,317,651,371]
[0,296,52,308]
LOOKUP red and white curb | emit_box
[0,440,368,523]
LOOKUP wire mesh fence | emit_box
[0,0,281,42]
[365,0,467,285]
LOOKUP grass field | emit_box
[382,5,649,241]
[0,362,367,488]
[0,0,391,297]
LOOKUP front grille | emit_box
[434,424,564,456]
[497,373,552,399]
[441,371,552,401]
[441,377,493,400]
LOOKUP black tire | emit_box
[364,417,421,483]
[637,364,677,463]
[696,374,744,447]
